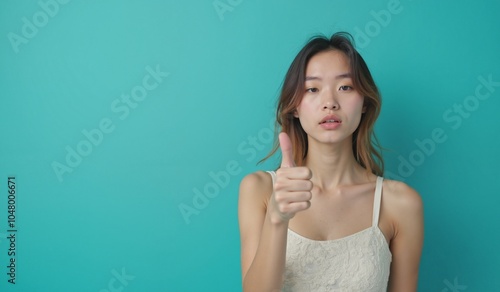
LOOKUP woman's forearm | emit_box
[242,212,289,292]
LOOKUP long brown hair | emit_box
[261,32,384,176]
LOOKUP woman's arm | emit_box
[238,172,288,291]
[239,133,312,291]
[386,181,424,292]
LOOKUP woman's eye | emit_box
[339,85,353,91]
[306,87,319,93]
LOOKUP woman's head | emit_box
[264,32,384,176]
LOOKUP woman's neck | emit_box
[304,137,368,190]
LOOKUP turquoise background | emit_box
[1,0,499,291]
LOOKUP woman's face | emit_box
[295,49,365,145]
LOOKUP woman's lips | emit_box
[319,115,342,129]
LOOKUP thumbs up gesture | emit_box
[270,133,313,224]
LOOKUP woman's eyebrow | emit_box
[305,76,321,81]
[335,73,351,79]
[305,73,351,81]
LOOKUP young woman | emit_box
[238,32,424,291]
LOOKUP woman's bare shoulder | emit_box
[239,171,274,204]
[382,179,423,221]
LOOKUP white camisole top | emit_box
[267,171,392,291]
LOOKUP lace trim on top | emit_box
[284,226,392,292]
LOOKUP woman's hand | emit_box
[269,132,313,224]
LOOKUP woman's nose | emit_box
[322,89,339,110]
[323,101,339,110]
[323,98,339,110]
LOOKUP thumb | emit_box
[279,132,296,168]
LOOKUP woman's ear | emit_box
[293,110,299,118]
[362,105,367,113]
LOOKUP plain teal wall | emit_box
[1,0,499,291]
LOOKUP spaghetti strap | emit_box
[266,170,276,185]
[372,176,384,227]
